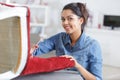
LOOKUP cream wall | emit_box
[44,0,120,36]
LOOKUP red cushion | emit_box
[21,56,75,75]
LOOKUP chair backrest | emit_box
[0,3,30,79]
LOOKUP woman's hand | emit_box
[60,55,80,68]
[30,44,39,55]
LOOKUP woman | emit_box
[31,2,102,80]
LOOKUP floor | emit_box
[103,65,120,80]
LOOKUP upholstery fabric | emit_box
[21,55,75,75]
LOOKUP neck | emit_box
[70,30,82,46]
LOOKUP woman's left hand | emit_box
[60,55,80,68]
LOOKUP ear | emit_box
[79,17,84,25]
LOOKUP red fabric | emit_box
[21,55,75,75]
[0,2,15,7]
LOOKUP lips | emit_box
[64,26,71,31]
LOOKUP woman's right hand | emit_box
[30,44,39,55]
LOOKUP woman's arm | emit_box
[61,55,96,80]
[74,60,96,80]
[31,33,60,56]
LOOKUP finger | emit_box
[60,55,66,57]
[70,58,75,61]
[60,55,69,58]
[60,55,73,59]
[34,44,39,48]
[30,55,33,58]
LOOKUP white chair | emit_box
[0,3,29,80]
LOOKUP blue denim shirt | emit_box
[33,32,103,80]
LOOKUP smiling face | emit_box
[61,9,83,34]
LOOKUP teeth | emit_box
[66,26,70,29]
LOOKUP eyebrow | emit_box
[61,15,75,18]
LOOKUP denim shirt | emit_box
[33,32,103,80]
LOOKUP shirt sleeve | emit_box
[89,40,103,80]
[33,33,59,56]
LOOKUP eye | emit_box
[68,17,73,21]
[61,18,65,22]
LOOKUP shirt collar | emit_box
[63,32,86,49]
[75,32,86,49]
[63,34,71,45]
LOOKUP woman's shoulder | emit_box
[84,33,100,47]
[84,33,102,56]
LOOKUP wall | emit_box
[44,0,120,36]
[86,0,120,28]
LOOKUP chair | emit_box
[0,3,30,80]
